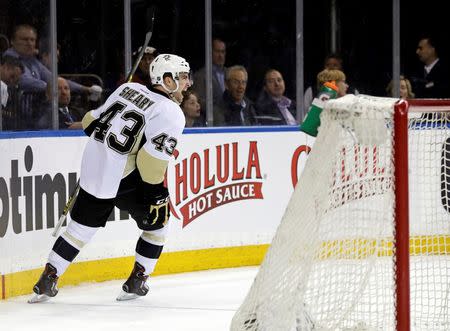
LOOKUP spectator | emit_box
[39,39,103,112]
[304,53,355,112]
[410,34,450,98]
[0,54,23,108]
[386,75,415,99]
[316,69,348,98]
[38,39,61,70]
[36,77,84,129]
[323,53,343,70]
[255,69,297,125]
[180,89,203,127]
[304,53,342,111]
[0,33,9,54]
[214,65,258,126]
[4,24,99,95]
[117,46,158,86]
[193,38,227,108]
[301,69,347,137]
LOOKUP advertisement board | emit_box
[0,128,311,298]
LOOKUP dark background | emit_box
[1,0,448,102]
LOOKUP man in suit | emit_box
[193,38,227,109]
[411,35,450,98]
[36,77,84,129]
[255,69,297,125]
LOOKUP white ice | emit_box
[0,266,258,331]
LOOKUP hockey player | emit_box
[29,54,191,303]
[301,69,348,137]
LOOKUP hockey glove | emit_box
[143,193,170,229]
[137,182,170,230]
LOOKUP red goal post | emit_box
[395,99,450,330]
[231,95,450,331]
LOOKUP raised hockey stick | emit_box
[52,9,156,238]
[126,9,155,83]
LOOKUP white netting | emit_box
[230,95,450,331]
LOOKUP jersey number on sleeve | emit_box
[94,101,145,154]
[151,133,177,156]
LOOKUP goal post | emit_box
[394,99,410,331]
[230,95,450,331]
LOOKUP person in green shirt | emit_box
[301,69,348,137]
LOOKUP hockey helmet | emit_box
[149,54,190,87]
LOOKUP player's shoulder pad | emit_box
[150,97,185,127]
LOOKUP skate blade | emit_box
[27,293,51,304]
[116,290,140,301]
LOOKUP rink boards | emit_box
[0,127,311,299]
[1,124,449,300]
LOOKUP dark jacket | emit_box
[214,90,259,126]
[193,65,227,107]
[410,59,450,98]
[255,90,297,125]
[36,100,84,129]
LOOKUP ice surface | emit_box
[0,267,258,331]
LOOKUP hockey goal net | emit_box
[231,95,450,331]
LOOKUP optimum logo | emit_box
[171,141,264,227]
[0,146,131,237]
[0,146,79,237]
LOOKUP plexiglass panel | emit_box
[1,0,52,130]
[1,0,449,131]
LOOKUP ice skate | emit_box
[116,262,149,301]
[28,263,59,304]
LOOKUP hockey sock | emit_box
[48,220,98,276]
[134,228,167,275]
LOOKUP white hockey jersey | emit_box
[79,82,185,198]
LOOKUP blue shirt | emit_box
[3,48,84,93]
